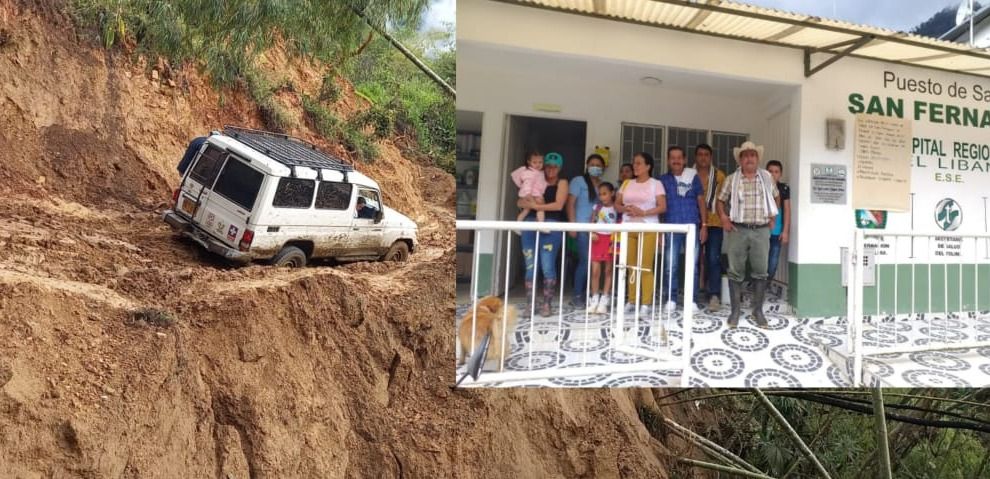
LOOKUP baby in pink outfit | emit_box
[510,154,547,224]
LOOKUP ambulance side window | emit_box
[212,157,264,211]
[189,145,226,187]
[272,178,316,209]
[315,181,353,210]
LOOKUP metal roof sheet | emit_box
[495,0,990,80]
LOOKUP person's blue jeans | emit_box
[767,234,783,281]
[704,227,724,298]
[572,232,590,303]
[661,230,700,303]
[521,219,564,284]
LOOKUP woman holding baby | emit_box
[513,150,568,317]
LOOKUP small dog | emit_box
[457,296,518,367]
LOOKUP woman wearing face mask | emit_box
[566,153,606,309]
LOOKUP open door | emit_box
[765,106,791,288]
[494,114,588,295]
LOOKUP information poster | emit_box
[810,163,847,204]
[853,113,912,211]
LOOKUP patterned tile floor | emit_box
[455,292,848,387]
[815,314,990,387]
[455,294,990,388]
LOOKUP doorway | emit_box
[456,110,483,299]
[765,106,791,290]
[495,114,588,295]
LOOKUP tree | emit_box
[912,3,982,39]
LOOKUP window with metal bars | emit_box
[665,127,708,176]
[620,123,664,171]
[712,131,749,174]
[620,124,749,176]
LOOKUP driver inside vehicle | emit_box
[355,196,379,219]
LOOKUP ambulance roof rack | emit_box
[222,125,354,173]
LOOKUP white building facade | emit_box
[458,0,990,318]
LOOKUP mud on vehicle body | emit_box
[163,126,418,267]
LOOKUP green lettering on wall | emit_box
[867,96,886,115]
[945,104,961,125]
[848,93,864,114]
[929,102,944,123]
[887,97,904,118]
[963,107,979,127]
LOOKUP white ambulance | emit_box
[163,127,417,267]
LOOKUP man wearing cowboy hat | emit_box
[716,141,779,328]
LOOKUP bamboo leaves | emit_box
[72,0,431,89]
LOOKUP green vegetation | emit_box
[70,0,428,82]
[69,0,454,170]
[348,21,455,171]
[301,95,379,162]
[243,66,293,133]
[646,389,990,479]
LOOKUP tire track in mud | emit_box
[0,193,449,311]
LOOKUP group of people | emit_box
[510,141,791,328]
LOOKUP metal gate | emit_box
[846,229,990,386]
[456,220,697,386]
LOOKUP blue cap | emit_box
[544,152,563,167]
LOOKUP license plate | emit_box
[181,197,197,216]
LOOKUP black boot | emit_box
[727,280,742,328]
[751,279,769,328]
[540,278,557,317]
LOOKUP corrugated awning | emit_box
[493,0,990,79]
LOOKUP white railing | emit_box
[456,219,697,386]
[847,229,990,386]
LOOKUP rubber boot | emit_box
[727,280,742,328]
[540,278,557,317]
[751,279,769,328]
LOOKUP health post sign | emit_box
[844,70,990,261]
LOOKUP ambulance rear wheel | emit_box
[272,246,307,268]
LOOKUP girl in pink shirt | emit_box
[510,152,548,224]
